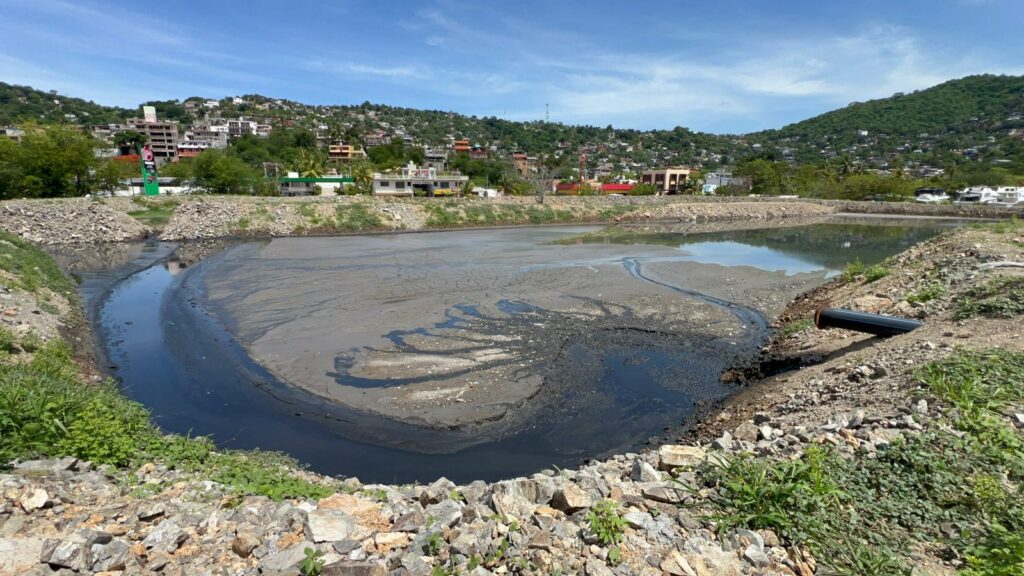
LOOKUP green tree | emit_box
[736,158,786,195]
[347,159,374,194]
[191,149,259,195]
[293,148,325,178]
[2,124,97,197]
[92,159,136,195]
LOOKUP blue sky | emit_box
[1,0,1022,133]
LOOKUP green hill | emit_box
[753,74,1024,162]
[0,82,131,126]
[2,75,1023,172]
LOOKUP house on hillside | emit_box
[372,162,469,197]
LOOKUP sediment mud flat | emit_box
[193,226,825,438]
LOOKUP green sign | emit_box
[139,144,160,196]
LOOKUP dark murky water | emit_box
[77,218,962,483]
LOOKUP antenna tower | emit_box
[545,103,549,123]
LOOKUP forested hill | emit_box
[750,74,1024,162]
[0,83,132,126]
[2,75,1024,170]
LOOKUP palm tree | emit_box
[348,160,374,194]
[293,149,325,179]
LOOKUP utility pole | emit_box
[545,103,549,123]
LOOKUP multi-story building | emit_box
[184,125,229,149]
[128,117,179,164]
[227,119,258,138]
[177,141,211,159]
[424,147,449,171]
[469,145,488,160]
[702,172,749,194]
[365,132,391,147]
[511,153,538,176]
[372,162,469,197]
[328,142,367,162]
[640,167,693,194]
[453,139,470,154]
[90,123,131,141]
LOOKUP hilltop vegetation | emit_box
[757,74,1024,162]
[1,75,1023,198]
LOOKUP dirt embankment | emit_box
[3,194,1015,245]
[3,196,838,244]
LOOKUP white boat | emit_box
[990,186,1024,208]
[914,187,950,204]
[954,186,999,205]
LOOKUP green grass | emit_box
[974,215,1023,234]
[333,203,383,232]
[127,197,180,228]
[781,318,814,337]
[0,230,76,297]
[0,325,333,501]
[906,283,947,304]
[955,276,1024,320]
[423,201,578,228]
[698,348,1024,576]
[841,258,890,283]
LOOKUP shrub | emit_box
[586,500,627,546]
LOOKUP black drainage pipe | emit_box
[814,306,923,337]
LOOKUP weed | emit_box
[841,258,866,281]
[955,276,1024,320]
[300,547,325,576]
[236,217,251,230]
[906,283,946,304]
[841,258,889,283]
[781,318,813,337]
[424,531,444,556]
[586,500,627,546]
[864,263,890,282]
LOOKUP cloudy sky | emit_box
[1,0,1021,133]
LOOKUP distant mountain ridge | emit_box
[2,74,1023,170]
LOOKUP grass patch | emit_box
[0,230,76,297]
[334,203,382,232]
[698,348,1024,576]
[781,318,814,337]
[974,215,1023,234]
[297,202,322,227]
[906,283,947,304]
[955,276,1024,320]
[0,331,333,501]
[127,197,180,227]
[841,258,890,283]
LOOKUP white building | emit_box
[372,162,469,197]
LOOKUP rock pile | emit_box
[0,200,149,244]
[1,395,929,576]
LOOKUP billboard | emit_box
[139,144,160,196]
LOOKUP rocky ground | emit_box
[1,215,1022,575]
[0,199,149,245]
[4,194,1015,245]
[6,196,837,244]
